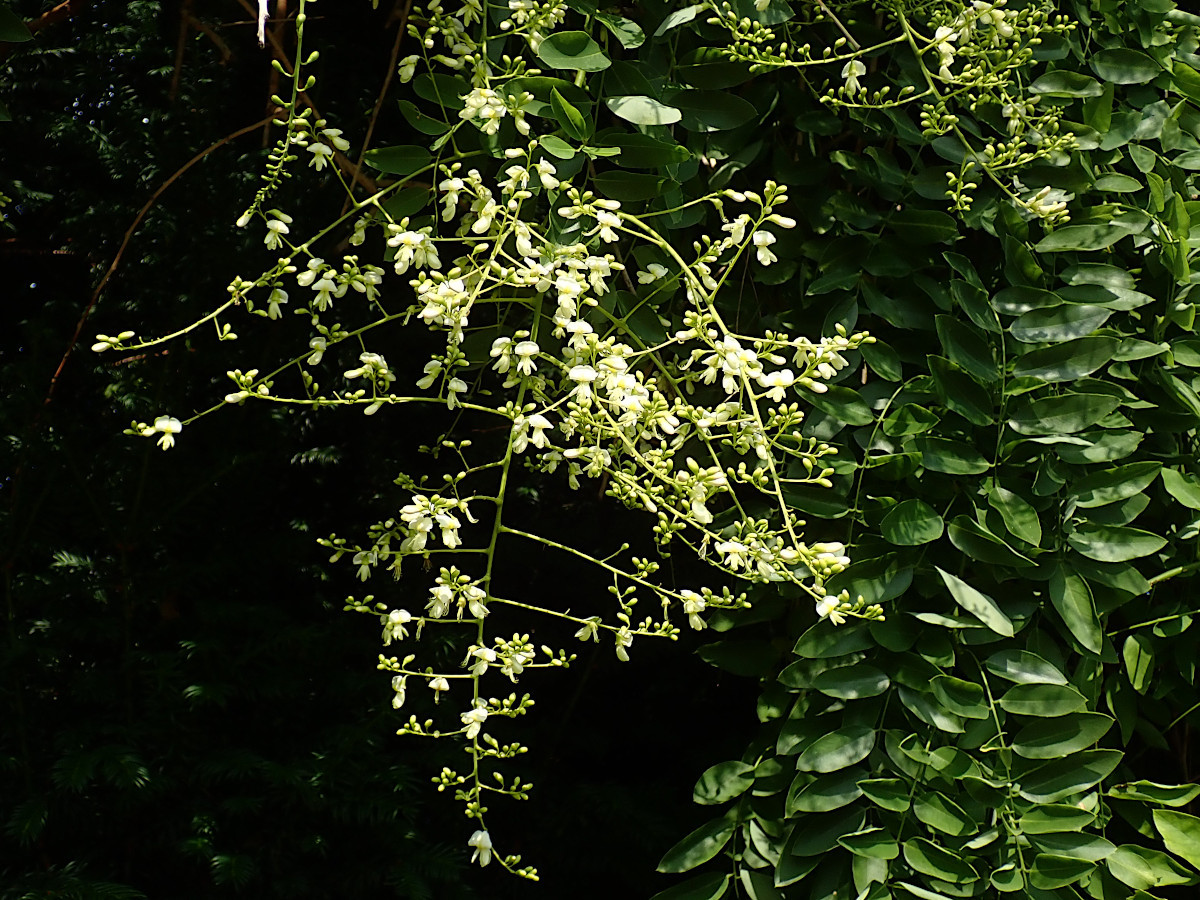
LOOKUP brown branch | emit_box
[341,0,413,216]
[0,0,87,63]
[44,113,275,406]
[168,0,192,103]
[184,10,233,63]
[23,0,86,35]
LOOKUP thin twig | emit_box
[44,114,275,406]
[232,0,378,193]
[816,0,861,50]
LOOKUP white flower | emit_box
[398,54,419,82]
[428,676,450,703]
[595,209,621,242]
[427,584,453,618]
[513,340,540,376]
[308,142,335,170]
[614,626,633,662]
[464,584,489,619]
[468,829,492,866]
[526,414,553,449]
[752,231,778,266]
[266,287,288,320]
[757,368,795,402]
[681,590,707,630]
[152,416,182,451]
[381,608,412,645]
[842,59,867,95]
[815,596,846,625]
[637,263,669,284]
[307,336,327,366]
[574,616,601,642]
[461,701,489,738]
[391,675,407,709]
[469,647,497,675]
[264,213,292,250]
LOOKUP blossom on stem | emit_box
[461,701,489,739]
[468,829,492,866]
[381,609,412,645]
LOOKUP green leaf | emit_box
[1094,174,1143,193]
[914,437,990,475]
[1031,855,1096,890]
[947,517,1036,568]
[1154,810,1200,870]
[1067,524,1166,562]
[935,316,997,381]
[1109,782,1200,807]
[936,568,1014,637]
[1091,48,1161,84]
[788,769,864,813]
[1029,70,1105,97]
[899,686,965,733]
[657,810,737,873]
[986,485,1042,546]
[1013,713,1114,759]
[930,356,993,425]
[931,675,989,719]
[1049,567,1104,655]
[397,99,450,135]
[1161,468,1200,509]
[694,761,754,805]
[1175,60,1200,103]
[993,286,1063,314]
[606,95,682,125]
[793,623,874,659]
[1036,225,1137,253]
[1011,304,1112,343]
[597,12,645,48]
[413,72,469,110]
[362,145,432,178]
[913,792,977,836]
[0,7,32,42]
[859,778,911,812]
[986,650,1068,685]
[796,725,875,773]
[1070,461,1161,508]
[881,500,944,546]
[1019,805,1097,834]
[811,664,890,700]
[550,88,591,141]
[538,31,611,71]
[1019,750,1123,803]
[1009,393,1120,435]
[903,838,979,883]
[893,210,960,245]
[654,4,704,37]
[999,683,1087,717]
[1012,336,1120,382]
[593,171,674,201]
[650,873,730,900]
[1107,845,1198,890]
[1122,634,1155,693]
[668,90,757,131]
[595,133,690,167]
[838,828,899,859]
[805,384,875,426]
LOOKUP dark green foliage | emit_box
[644,0,1200,897]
